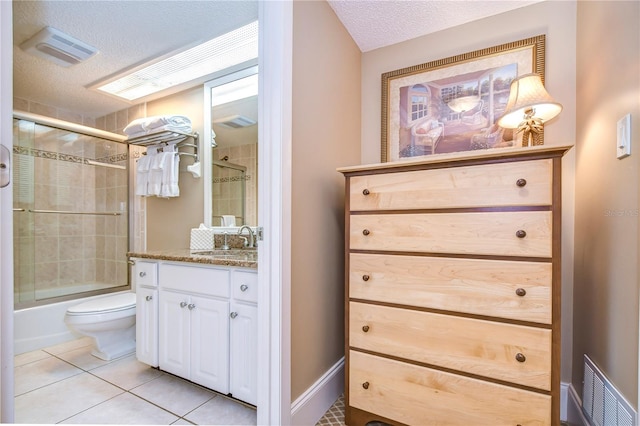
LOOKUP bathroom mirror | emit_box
[203,67,259,229]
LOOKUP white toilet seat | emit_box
[66,292,136,315]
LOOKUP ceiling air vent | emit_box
[20,26,98,68]
[214,115,256,129]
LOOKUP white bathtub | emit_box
[14,290,133,355]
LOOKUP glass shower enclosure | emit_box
[211,159,247,227]
[13,116,129,307]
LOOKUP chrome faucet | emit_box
[237,225,256,248]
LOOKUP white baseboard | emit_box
[563,381,590,426]
[291,357,344,426]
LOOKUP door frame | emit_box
[0,0,14,422]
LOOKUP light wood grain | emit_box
[350,159,552,210]
[349,350,551,426]
[349,302,552,390]
[350,211,552,257]
[350,253,552,323]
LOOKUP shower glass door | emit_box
[13,118,129,307]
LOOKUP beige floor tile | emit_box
[14,349,51,367]
[54,344,112,371]
[15,372,123,424]
[184,395,257,425]
[60,392,179,424]
[91,354,164,390]
[130,375,215,417]
[14,355,82,396]
[171,419,195,425]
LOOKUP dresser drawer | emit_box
[350,210,552,257]
[349,302,552,390]
[232,270,258,303]
[350,253,552,324]
[159,263,230,298]
[349,350,551,426]
[349,159,552,211]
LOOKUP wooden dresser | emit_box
[338,145,571,426]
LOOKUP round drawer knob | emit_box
[515,353,526,363]
[240,284,249,292]
[362,381,370,390]
[230,312,238,319]
[516,229,527,238]
[362,229,370,236]
[516,178,527,187]
[145,295,153,301]
[515,288,527,297]
[180,301,188,308]
[188,303,196,310]
[362,275,370,282]
[362,189,370,196]
[362,325,370,332]
[139,271,146,277]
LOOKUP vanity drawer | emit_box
[232,270,258,303]
[350,210,552,258]
[133,260,158,288]
[349,158,552,211]
[159,263,230,298]
[349,350,551,426]
[349,302,552,390]
[349,253,552,324]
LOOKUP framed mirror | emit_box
[203,66,258,229]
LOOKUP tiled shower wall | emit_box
[212,143,258,227]
[14,97,147,254]
[12,113,128,303]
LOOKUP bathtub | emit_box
[14,290,133,355]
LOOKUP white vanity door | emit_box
[230,300,258,405]
[159,290,191,379]
[136,286,158,367]
[190,295,230,393]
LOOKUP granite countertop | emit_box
[128,248,258,269]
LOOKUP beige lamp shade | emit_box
[497,73,562,129]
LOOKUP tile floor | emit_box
[14,337,257,425]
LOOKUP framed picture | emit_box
[381,35,546,162]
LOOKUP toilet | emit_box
[64,292,137,361]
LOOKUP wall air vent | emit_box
[214,115,256,129]
[20,26,98,68]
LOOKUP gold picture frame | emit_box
[381,35,546,162]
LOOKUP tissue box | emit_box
[190,228,215,250]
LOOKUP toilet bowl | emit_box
[64,292,137,361]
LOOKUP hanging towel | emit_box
[160,153,180,197]
[135,154,151,196]
[147,152,165,196]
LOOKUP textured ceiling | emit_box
[327,0,544,52]
[13,0,542,119]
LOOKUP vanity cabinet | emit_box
[133,260,159,367]
[132,257,257,405]
[339,145,571,426]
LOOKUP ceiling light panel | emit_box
[95,21,258,101]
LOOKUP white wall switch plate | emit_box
[617,113,631,159]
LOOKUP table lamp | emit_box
[497,73,562,147]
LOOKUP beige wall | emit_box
[360,1,577,383]
[291,1,361,401]
[574,1,640,408]
[145,86,205,250]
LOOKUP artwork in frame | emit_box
[381,35,546,162]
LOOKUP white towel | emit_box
[160,153,180,197]
[135,155,151,196]
[123,115,192,137]
[147,152,165,196]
